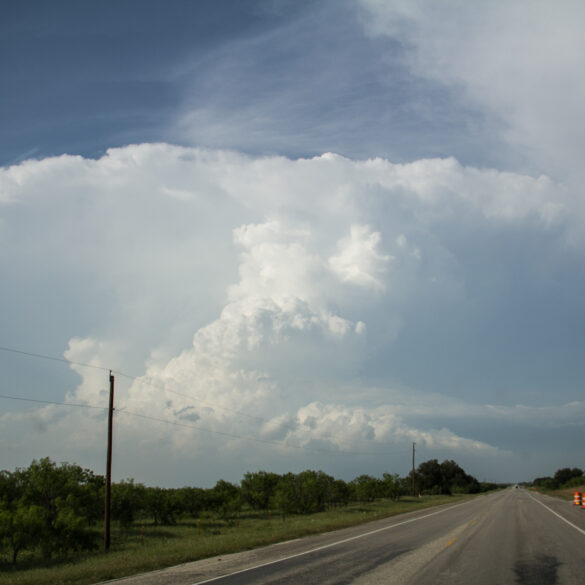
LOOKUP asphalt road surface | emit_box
[100,489,585,585]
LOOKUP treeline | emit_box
[1,457,491,564]
[532,467,584,490]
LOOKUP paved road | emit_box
[101,489,585,585]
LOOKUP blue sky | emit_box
[1,0,508,167]
[1,0,584,487]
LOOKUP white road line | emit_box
[528,493,585,536]
[191,499,476,584]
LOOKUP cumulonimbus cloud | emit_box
[0,143,579,482]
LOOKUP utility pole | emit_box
[104,371,115,551]
[412,442,416,497]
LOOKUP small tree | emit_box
[14,458,99,559]
[351,475,380,503]
[241,471,280,511]
[381,473,403,500]
[145,487,182,526]
[329,479,351,507]
[0,470,44,563]
[296,470,334,513]
[111,479,146,528]
[176,486,207,519]
[272,473,298,519]
[208,480,241,519]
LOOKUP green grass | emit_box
[531,484,585,502]
[0,495,470,585]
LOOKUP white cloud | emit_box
[1,143,581,484]
[329,224,391,291]
[283,401,503,455]
[360,0,585,185]
[229,219,321,304]
[357,156,564,227]
[63,338,122,403]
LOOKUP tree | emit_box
[297,470,334,512]
[145,487,180,526]
[176,486,207,519]
[351,475,380,503]
[241,471,280,511]
[18,458,99,558]
[381,473,404,500]
[111,479,146,528]
[553,467,583,487]
[329,479,351,506]
[0,501,44,564]
[74,469,104,526]
[272,470,334,517]
[0,470,43,563]
[440,460,479,494]
[533,476,557,490]
[415,459,479,495]
[207,480,241,519]
[272,473,298,518]
[417,459,445,494]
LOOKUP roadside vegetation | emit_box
[1,457,500,585]
[529,466,585,500]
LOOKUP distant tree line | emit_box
[1,456,495,564]
[532,467,584,491]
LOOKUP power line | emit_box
[0,345,110,372]
[0,345,275,424]
[0,344,298,433]
[0,345,392,456]
[0,393,107,411]
[0,392,367,455]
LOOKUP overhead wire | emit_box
[0,393,107,411]
[0,344,299,433]
[0,345,111,372]
[0,344,390,456]
[0,393,367,456]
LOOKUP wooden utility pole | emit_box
[412,442,416,497]
[104,371,115,551]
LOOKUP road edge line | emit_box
[190,498,476,584]
[527,492,585,536]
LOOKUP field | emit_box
[0,495,468,585]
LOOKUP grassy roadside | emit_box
[530,484,585,503]
[0,495,472,585]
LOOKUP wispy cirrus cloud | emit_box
[359,0,585,183]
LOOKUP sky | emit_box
[1,0,584,488]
